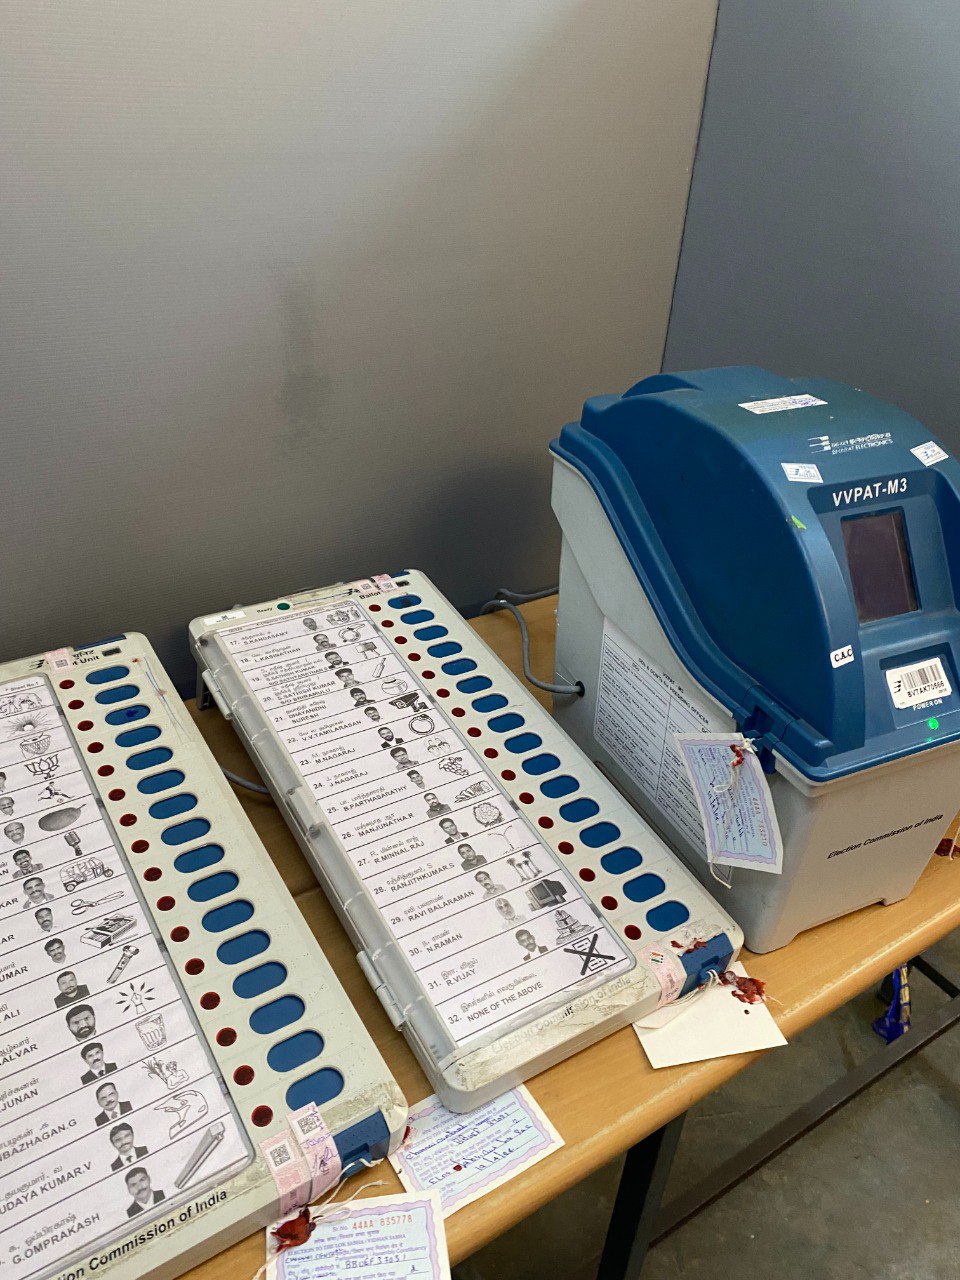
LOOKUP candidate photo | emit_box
[94,1081,132,1127]
[80,1041,117,1084]
[54,969,90,1008]
[125,1167,165,1217]
[109,1121,148,1171]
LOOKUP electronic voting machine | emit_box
[0,637,405,1280]
[550,366,960,952]
[190,572,743,1112]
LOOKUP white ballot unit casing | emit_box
[550,365,960,952]
[0,635,405,1280]
[190,571,743,1112]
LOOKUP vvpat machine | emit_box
[550,366,960,952]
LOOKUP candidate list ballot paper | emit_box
[0,676,249,1280]
[218,600,633,1047]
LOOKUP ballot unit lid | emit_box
[551,366,960,781]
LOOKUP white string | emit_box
[706,858,733,889]
[310,1174,389,1226]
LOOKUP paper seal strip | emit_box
[260,1130,312,1216]
[288,1103,343,1201]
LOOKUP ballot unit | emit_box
[0,636,405,1280]
[191,572,743,1112]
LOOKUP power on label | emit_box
[886,657,952,709]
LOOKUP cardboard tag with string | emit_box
[674,733,784,876]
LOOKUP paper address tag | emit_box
[270,1191,451,1280]
[635,962,786,1068]
[675,733,784,874]
[390,1086,562,1217]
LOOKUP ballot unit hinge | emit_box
[356,950,405,1028]
[201,669,232,721]
[287,785,325,839]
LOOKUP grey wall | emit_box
[665,1,960,451]
[1,0,717,688]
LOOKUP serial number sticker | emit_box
[910,440,949,467]
[203,609,246,625]
[740,394,826,415]
[781,462,823,484]
[886,657,952,709]
[43,647,73,670]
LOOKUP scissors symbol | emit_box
[71,893,124,915]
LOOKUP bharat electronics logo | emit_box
[808,432,893,455]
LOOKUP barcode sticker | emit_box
[886,657,952,709]
[345,575,397,596]
[43,647,73,670]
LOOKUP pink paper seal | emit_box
[259,1129,311,1215]
[288,1103,342,1201]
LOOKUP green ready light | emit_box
[927,717,940,730]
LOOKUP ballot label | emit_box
[0,676,249,1280]
[885,657,952,710]
[219,603,632,1046]
[594,619,725,862]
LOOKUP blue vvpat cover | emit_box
[551,367,960,781]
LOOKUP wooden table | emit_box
[183,596,960,1279]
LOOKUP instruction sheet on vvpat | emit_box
[594,619,721,857]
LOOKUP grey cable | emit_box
[492,585,559,604]
[479,597,584,697]
[222,767,271,796]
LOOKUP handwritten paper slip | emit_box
[0,675,248,1280]
[674,733,784,874]
[271,1192,451,1280]
[219,601,632,1046]
[390,1086,563,1216]
[634,964,787,1068]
